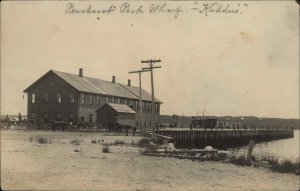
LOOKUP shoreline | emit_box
[1,130,299,190]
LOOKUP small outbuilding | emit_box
[96,103,136,129]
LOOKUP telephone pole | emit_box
[129,69,150,136]
[202,109,206,129]
[141,59,161,140]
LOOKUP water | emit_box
[226,130,300,161]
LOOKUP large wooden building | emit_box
[23,69,162,130]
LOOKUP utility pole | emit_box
[141,59,161,140]
[202,109,206,129]
[129,69,150,136]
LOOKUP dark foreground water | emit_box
[226,130,299,161]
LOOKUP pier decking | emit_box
[156,127,294,148]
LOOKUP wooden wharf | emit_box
[156,127,294,148]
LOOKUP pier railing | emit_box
[156,127,294,148]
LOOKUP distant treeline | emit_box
[2,114,298,129]
[159,115,299,129]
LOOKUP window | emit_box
[129,100,133,109]
[31,94,36,103]
[108,97,112,103]
[120,98,125,104]
[56,112,61,121]
[43,93,48,103]
[81,94,85,105]
[89,95,93,105]
[145,102,148,111]
[69,93,75,104]
[124,99,127,105]
[155,103,159,112]
[149,103,153,111]
[96,96,100,105]
[113,97,118,104]
[80,116,84,122]
[56,93,62,104]
[117,98,120,104]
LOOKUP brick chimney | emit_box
[128,79,131,86]
[79,68,83,77]
[112,76,116,83]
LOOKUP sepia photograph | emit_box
[1,0,299,190]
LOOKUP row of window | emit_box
[30,93,160,112]
[31,112,74,121]
[80,94,104,106]
[31,93,75,104]
[32,113,95,122]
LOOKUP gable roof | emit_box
[24,70,162,103]
[98,103,136,114]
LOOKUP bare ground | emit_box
[1,130,299,191]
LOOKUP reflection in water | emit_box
[227,130,300,161]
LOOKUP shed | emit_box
[96,103,136,129]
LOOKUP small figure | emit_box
[18,113,22,123]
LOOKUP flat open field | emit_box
[1,130,299,191]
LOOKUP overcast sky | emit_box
[1,1,299,118]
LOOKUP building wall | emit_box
[135,112,160,131]
[26,72,161,126]
[96,104,117,128]
[79,93,161,125]
[27,73,79,122]
[78,93,107,124]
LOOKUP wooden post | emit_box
[138,72,144,135]
[246,140,255,162]
[204,127,207,145]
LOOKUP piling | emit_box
[156,126,294,148]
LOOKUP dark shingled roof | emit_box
[53,70,138,99]
[119,84,161,103]
[24,70,162,103]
